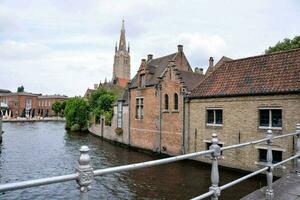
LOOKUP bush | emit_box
[64,97,89,132]
[115,128,123,136]
[70,124,80,132]
[52,101,61,116]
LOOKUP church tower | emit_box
[112,20,131,86]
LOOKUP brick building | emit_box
[37,95,68,117]
[187,48,300,173]
[0,92,68,118]
[0,92,39,118]
[122,45,205,155]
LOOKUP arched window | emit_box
[174,93,178,110]
[164,94,169,110]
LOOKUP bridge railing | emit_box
[0,124,299,200]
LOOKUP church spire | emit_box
[118,20,126,51]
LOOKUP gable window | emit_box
[164,94,169,110]
[174,93,179,110]
[135,97,144,119]
[117,101,123,128]
[259,108,282,129]
[206,108,223,126]
[258,149,282,163]
[139,74,145,87]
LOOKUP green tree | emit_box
[265,35,300,54]
[88,88,118,126]
[52,101,61,116]
[60,101,66,116]
[64,97,90,132]
[17,86,24,92]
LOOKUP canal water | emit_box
[0,122,265,200]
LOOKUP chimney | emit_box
[147,54,153,61]
[94,84,98,89]
[194,67,204,75]
[209,57,214,68]
[177,45,183,53]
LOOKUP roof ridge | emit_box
[227,48,300,63]
[148,52,177,63]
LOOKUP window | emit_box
[174,93,178,110]
[139,74,145,87]
[258,149,282,163]
[135,98,144,119]
[206,109,223,125]
[206,142,223,155]
[117,101,123,128]
[25,99,32,110]
[259,108,282,128]
[164,94,169,110]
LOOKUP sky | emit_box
[0,0,299,96]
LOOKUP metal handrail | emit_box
[0,124,299,200]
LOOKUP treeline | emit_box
[57,87,120,132]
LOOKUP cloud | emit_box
[0,41,50,60]
[0,0,299,96]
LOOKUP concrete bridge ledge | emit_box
[241,173,300,200]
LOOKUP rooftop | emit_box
[190,48,300,98]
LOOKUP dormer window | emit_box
[139,74,145,87]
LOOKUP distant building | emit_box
[0,92,39,118]
[112,20,131,87]
[0,92,68,118]
[0,89,11,94]
[37,95,68,117]
[85,20,131,98]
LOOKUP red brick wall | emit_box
[129,50,191,155]
[160,67,183,155]
[130,87,160,151]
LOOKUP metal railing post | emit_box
[76,146,94,200]
[265,129,274,200]
[0,114,3,143]
[296,123,300,175]
[209,133,221,200]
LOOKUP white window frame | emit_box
[135,97,144,120]
[206,108,223,127]
[258,108,282,130]
[117,101,123,128]
[256,148,283,164]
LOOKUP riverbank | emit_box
[2,117,66,122]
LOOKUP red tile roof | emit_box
[116,77,129,87]
[190,48,300,98]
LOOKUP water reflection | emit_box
[0,122,265,200]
